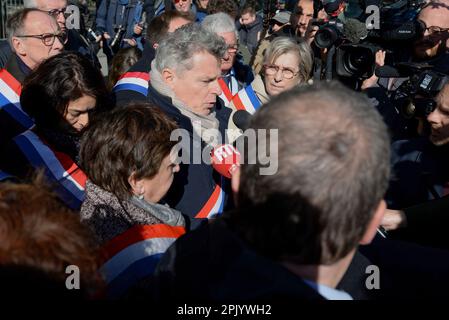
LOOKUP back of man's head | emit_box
[232,81,390,265]
[146,10,195,45]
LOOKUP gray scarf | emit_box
[150,61,221,146]
[130,195,185,227]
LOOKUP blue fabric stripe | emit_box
[106,253,163,298]
[245,85,262,110]
[0,94,34,129]
[113,83,148,96]
[13,134,84,209]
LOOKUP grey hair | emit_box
[23,0,38,8]
[236,81,390,264]
[155,23,227,73]
[264,36,314,82]
[202,12,238,40]
[6,8,44,50]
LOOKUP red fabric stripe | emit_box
[118,71,150,81]
[52,149,87,188]
[102,224,186,262]
[218,78,233,102]
[195,184,221,219]
[232,93,246,111]
[0,69,22,96]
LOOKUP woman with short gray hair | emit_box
[228,36,313,115]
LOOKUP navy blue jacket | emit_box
[150,217,326,302]
[96,0,142,46]
[146,85,233,229]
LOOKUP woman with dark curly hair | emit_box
[0,52,111,210]
[79,102,185,298]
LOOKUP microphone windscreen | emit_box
[233,110,252,130]
[211,144,241,179]
[343,18,368,44]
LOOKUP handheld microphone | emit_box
[375,65,401,78]
[211,144,241,179]
[232,110,252,130]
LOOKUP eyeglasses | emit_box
[15,32,68,46]
[264,64,300,79]
[45,8,69,18]
[226,44,239,53]
[419,20,449,35]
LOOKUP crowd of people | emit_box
[1,0,449,302]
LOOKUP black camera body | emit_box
[313,18,345,49]
[391,64,449,119]
[110,25,126,53]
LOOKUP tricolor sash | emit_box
[13,130,86,210]
[218,71,239,106]
[231,84,262,115]
[113,71,150,97]
[0,69,33,130]
[100,224,186,297]
[195,176,226,219]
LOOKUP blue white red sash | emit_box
[100,224,186,297]
[0,69,33,130]
[195,176,226,219]
[218,71,239,106]
[13,130,86,210]
[231,84,262,114]
[113,71,150,97]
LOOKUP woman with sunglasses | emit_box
[229,36,313,116]
[0,52,110,210]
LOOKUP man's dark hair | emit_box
[146,10,195,45]
[80,102,178,200]
[20,52,110,133]
[0,174,102,298]
[230,81,390,265]
[207,0,239,19]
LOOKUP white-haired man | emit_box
[202,13,253,106]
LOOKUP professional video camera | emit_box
[331,0,427,80]
[388,63,449,119]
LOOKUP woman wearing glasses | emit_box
[228,36,313,115]
[0,52,110,210]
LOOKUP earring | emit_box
[138,193,144,200]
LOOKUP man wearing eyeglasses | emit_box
[202,13,254,107]
[22,0,100,68]
[414,0,449,68]
[0,9,64,147]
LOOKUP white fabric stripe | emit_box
[0,78,20,104]
[20,131,84,191]
[114,77,148,88]
[230,76,239,95]
[207,187,224,218]
[100,237,176,284]
[219,92,230,106]
[238,90,256,114]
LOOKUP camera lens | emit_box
[315,27,338,48]
[344,47,375,77]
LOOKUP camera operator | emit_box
[95,0,147,62]
[363,0,449,91]
[386,81,449,209]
